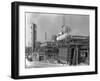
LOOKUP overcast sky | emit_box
[26,12,89,46]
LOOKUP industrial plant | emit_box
[25,15,89,68]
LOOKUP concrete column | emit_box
[72,45,78,65]
[75,46,79,65]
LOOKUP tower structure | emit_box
[31,23,37,52]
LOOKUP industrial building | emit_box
[26,21,89,66]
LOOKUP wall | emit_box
[0,0,99,81]
[59,47,68,61]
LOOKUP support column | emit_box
[72,45,78,65]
